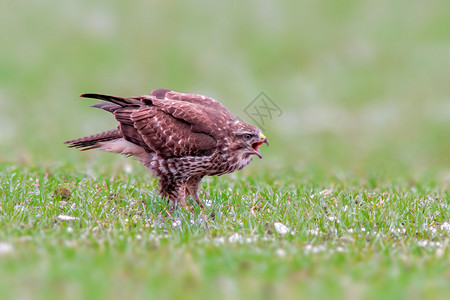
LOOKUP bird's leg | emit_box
[168,187,189,213]
[159,177,189,213]
[185,175,216,220]
[185,175,204,209]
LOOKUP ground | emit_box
[0,163,448,299]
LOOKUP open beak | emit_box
[251,135,269,159]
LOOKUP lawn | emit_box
[1,1,449,299]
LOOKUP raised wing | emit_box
[81,90,234,158]
[115,106,216,158]
[149,89,236,133]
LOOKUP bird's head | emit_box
[230,121,269,159]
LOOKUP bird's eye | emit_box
[244,134,252,140]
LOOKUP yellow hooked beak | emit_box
[251,134,269,159]
[261,134,269,146]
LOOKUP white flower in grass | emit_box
[123,163,133,174]
[56,214,79,221]
[132,215,141,224]
[440,222,450,232]
[0,243,14,256]
[214,237,225,245]
[417,240,443,248]
[319,189,333,196]
[244,236,258,244]
[228,232,241,243]
[436,248,445,258]
[304,244,326,254]
[327,216,340,223]
[274,222,289,235]
[431,241,443,247]
[389,227,406,234]
[261,236,275,242]
[307,228,320,235]
[172,218,182,227]
[428,227,438,234]
[275,248,286,258]
[310,189,333,198]
[417,240,428,247]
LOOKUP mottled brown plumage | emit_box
[65,89,268,210]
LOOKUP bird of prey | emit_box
[65,89,268,211]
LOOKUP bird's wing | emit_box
[81,91,230,158]
[115,105,217,158]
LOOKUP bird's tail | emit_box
[64,129,122,151]
[81,93,144,107]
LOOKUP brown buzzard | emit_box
[65,89,268,211]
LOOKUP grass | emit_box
[1,0,450,299]
[1,163,449,299]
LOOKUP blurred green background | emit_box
[1,0,449,179]
[1,2,450,299]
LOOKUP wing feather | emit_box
[129,107,216,158]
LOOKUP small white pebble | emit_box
[274,222,290,235]
[66,227,74,233]
[203,199,212,207]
